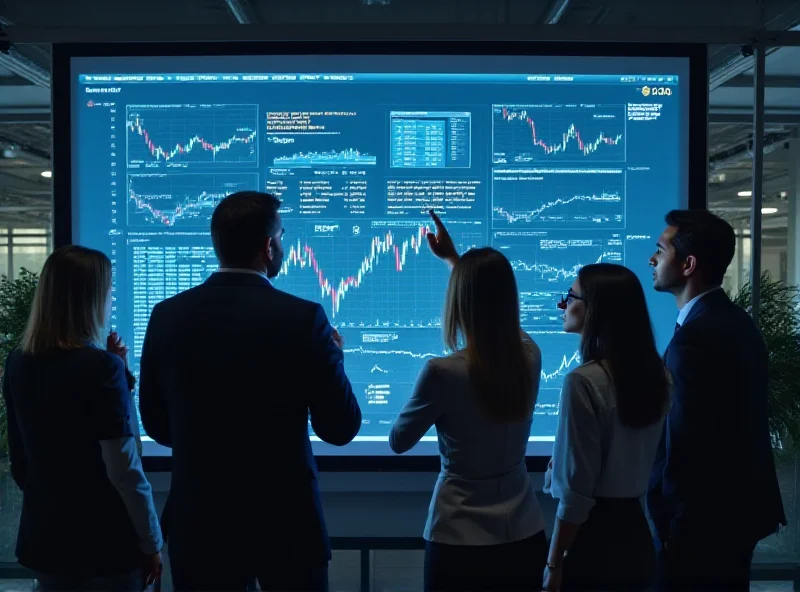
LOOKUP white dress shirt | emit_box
[549,361,665,525]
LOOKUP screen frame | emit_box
[52,40,708,472]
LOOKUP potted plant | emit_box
[0,269,38,457]
[731,272,800,453]
[732,271,800,561]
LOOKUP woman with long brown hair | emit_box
[389,211,547,591]
[544,263,670,591]
[2,245,163,591]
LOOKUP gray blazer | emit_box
[389,336,546,545]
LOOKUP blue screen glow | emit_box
[70,54,690,457]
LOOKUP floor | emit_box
[0,580,796,591]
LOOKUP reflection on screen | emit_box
[71,55,689,456]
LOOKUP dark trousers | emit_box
[424,530,548,592]
[35,570,142,592]
[655,534,756,592]
[170,547,328,592]
[561,497,656,591]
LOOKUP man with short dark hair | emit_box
[647,209,785,591]
[139,191,362,591]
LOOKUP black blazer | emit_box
[138,272,361,565]
[647,289,786,546]
[2,347,141,576]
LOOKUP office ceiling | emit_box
[0,0,799,237]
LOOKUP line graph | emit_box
[333,329,446,435]
[126,104,258,169]
[533,331,582,436]
[541,348,582,384]
[274,219,484,328]
[330,326,583,438]
[506,237,624,287]
[344,345,442,361]
[494,231,623,328]
[492,168,625,229]
[493,104,625,164]
[127,173,258,228]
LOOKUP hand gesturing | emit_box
[425,209,459,266]
[106,331,129,369]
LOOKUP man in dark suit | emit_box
[138,191,362,591]
[647,209,786,591]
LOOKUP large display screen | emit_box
[68,52,691,458]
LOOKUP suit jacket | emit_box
[647,289,786,546]
[388,335,546,545]
[2,347,141,576]
[138,272,361,565]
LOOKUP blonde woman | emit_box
[389,211,547,591]
[2,246,163,591]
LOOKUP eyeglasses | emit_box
[557,289,584,310]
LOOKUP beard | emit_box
[653,268,683,293]
[266,244,284,279]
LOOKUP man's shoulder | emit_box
[255,286,324,321]
[151,283,203,311]
[671,301,765,365]
[270,288,323,313]
[154,281,322,319]
[680,298,757,340]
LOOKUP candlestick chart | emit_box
[126,104,258,168]
[273,220,484,328]
[71,53,690,455]
[273,148,377,168]
[493,104,625,164]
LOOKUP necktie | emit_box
[675,322,681,334]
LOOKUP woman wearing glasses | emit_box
[544,263,670,592]
[389,211,547,592]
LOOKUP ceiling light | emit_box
[40,170,52,178]
[709,173,727,184]
[761,207,778,215]
[737,190,752,197]
[711,207,750,212]
[780,191,788,198]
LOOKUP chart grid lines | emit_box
[492,104,626,165]
[74,63,688,448]
[126,103,259,169]
[126,172,259,228]
[275,220,483,328]
[491,168,625,229]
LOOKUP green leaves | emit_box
[731,273,800,455]
[0,269,39,456]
